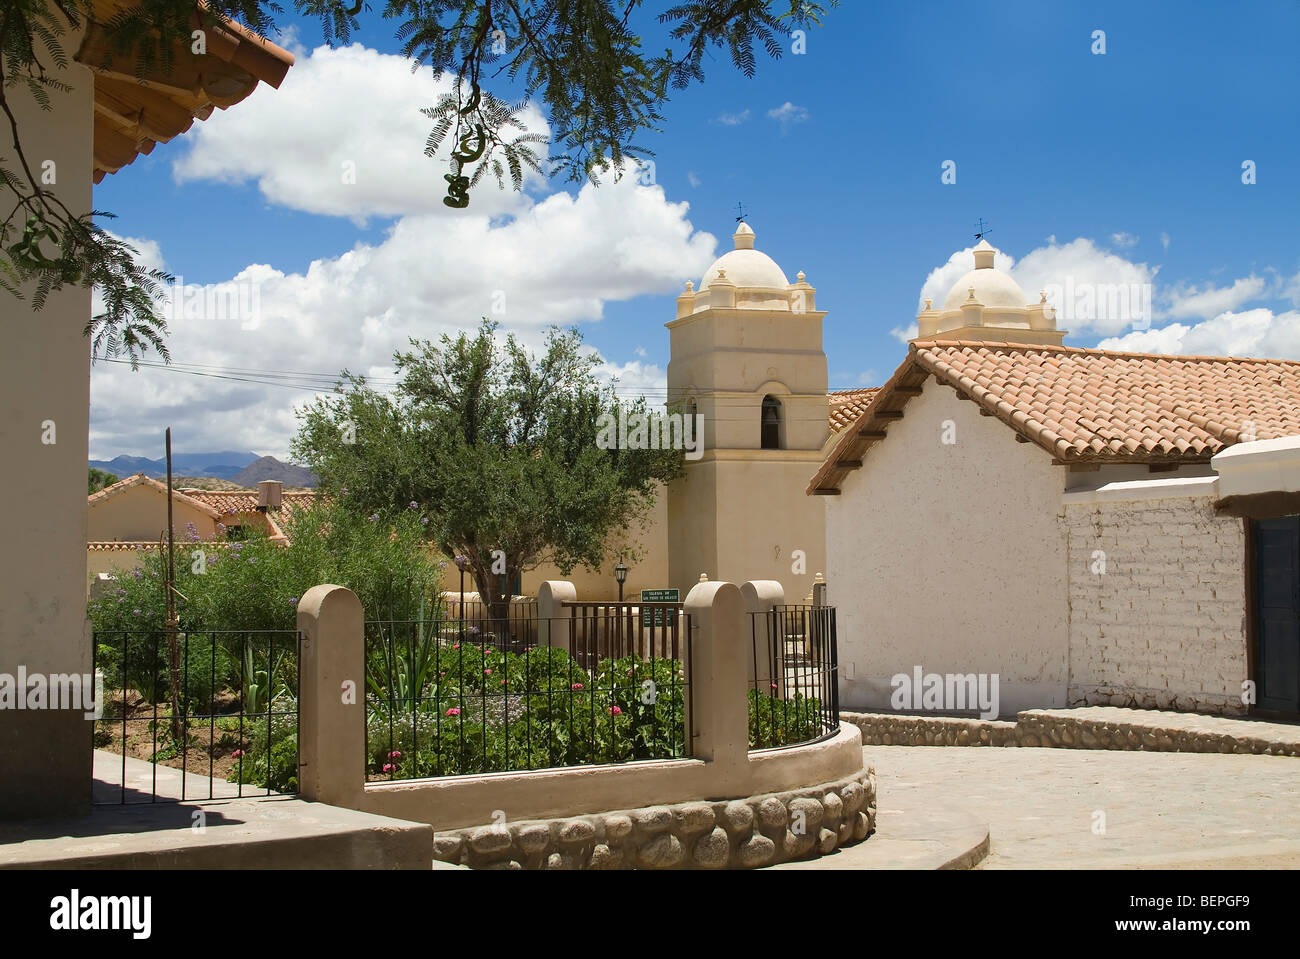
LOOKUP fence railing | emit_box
[747,605,839,750]
[90,628,300,804]
[364,611,693,780]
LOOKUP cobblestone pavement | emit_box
[862,746,1300,869]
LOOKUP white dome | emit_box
[701,248,790,291]
[942,268,1028,310]
[941,241,1027,310]
[699,221,790,291]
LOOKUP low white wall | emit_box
[1062,479,1248,714]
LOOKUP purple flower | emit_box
[289,597,298,606]
[116,588,126,596]
[438,561,447,569]
[132,608,141,616]
[132,569,143,580]
[421,517,429,526]
[408,501,418,510]
[369,513,379,523]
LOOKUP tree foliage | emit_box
[291,320,682,620]
[88,466,118,493]
[2,1,835,359]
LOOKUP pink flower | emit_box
[446,707,461,717]
[771,682,778,689]
[453,644,460,650]
[382,763,396,773]
[387,750,402,759]
[484,668,492,675]
[609,705,622,716]
[231,749,245,758]
[571,682,583,690]
[500,679,507,686]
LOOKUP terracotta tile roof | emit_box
[809,340,1300,493]
[88,473,222,518]
[183,489,318,541]
[87,541,159,552]
[828,388,881,433]
[77,0,295,182]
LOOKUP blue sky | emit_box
[89,0,1300,459]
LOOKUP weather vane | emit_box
[974,217,992,241]
[735,201,747,223]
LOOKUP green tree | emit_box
[3,1,836,363]
[292,320,681,626]
[88,467,118,494]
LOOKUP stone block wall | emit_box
[1063,494,1248,715]
[432,769,876,870]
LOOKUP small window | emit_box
[761,395,781,450]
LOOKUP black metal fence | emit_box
[90,628,299,804]
[365,609,693,780]
[747,605,839,750]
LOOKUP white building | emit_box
[809,245,1300,719]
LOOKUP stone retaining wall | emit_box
[432,768,877,870]
[843,710,1300,757]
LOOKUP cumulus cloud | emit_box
[713,109,751,126]
[172,44,549,222]
[1100,308,1300,360]
[1110,232,1139,248]
[767,102,809,132]
[1164,274,1268,320]
[90,177,717,459]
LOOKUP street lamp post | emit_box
[614,558,628,604]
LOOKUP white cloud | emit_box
[767,102,809,132]
[1012,239,1159,335]
[1160,232,1171,251]
[173,44,549,222]
[634,346,648,358]
[687,171,701,188]
[890,324,918,344]
[1099,308,1300,360]
[90,177,717,459]
[1164,275,1268,320]
[1110,232,1139,248]
[713,110,751,126]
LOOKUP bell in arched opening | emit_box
[761,395,781,450]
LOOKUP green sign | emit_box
[640,588,680,627]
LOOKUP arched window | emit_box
[761,395,781,450]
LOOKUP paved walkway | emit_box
[862,745,1300,869]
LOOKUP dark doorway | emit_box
[1254,516,1300,714]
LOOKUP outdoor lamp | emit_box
[614,559,628,603]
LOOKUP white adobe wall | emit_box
[826,381,1069,715]
[1062,479,1248,715]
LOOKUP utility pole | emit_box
[163,429,183,741]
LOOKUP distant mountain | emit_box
[89,450,259,480]
[231,456,318,488]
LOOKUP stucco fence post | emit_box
[684,579,750,786]
[740,581,783,698]
[297,584,367,809]
[536,580,576,649]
